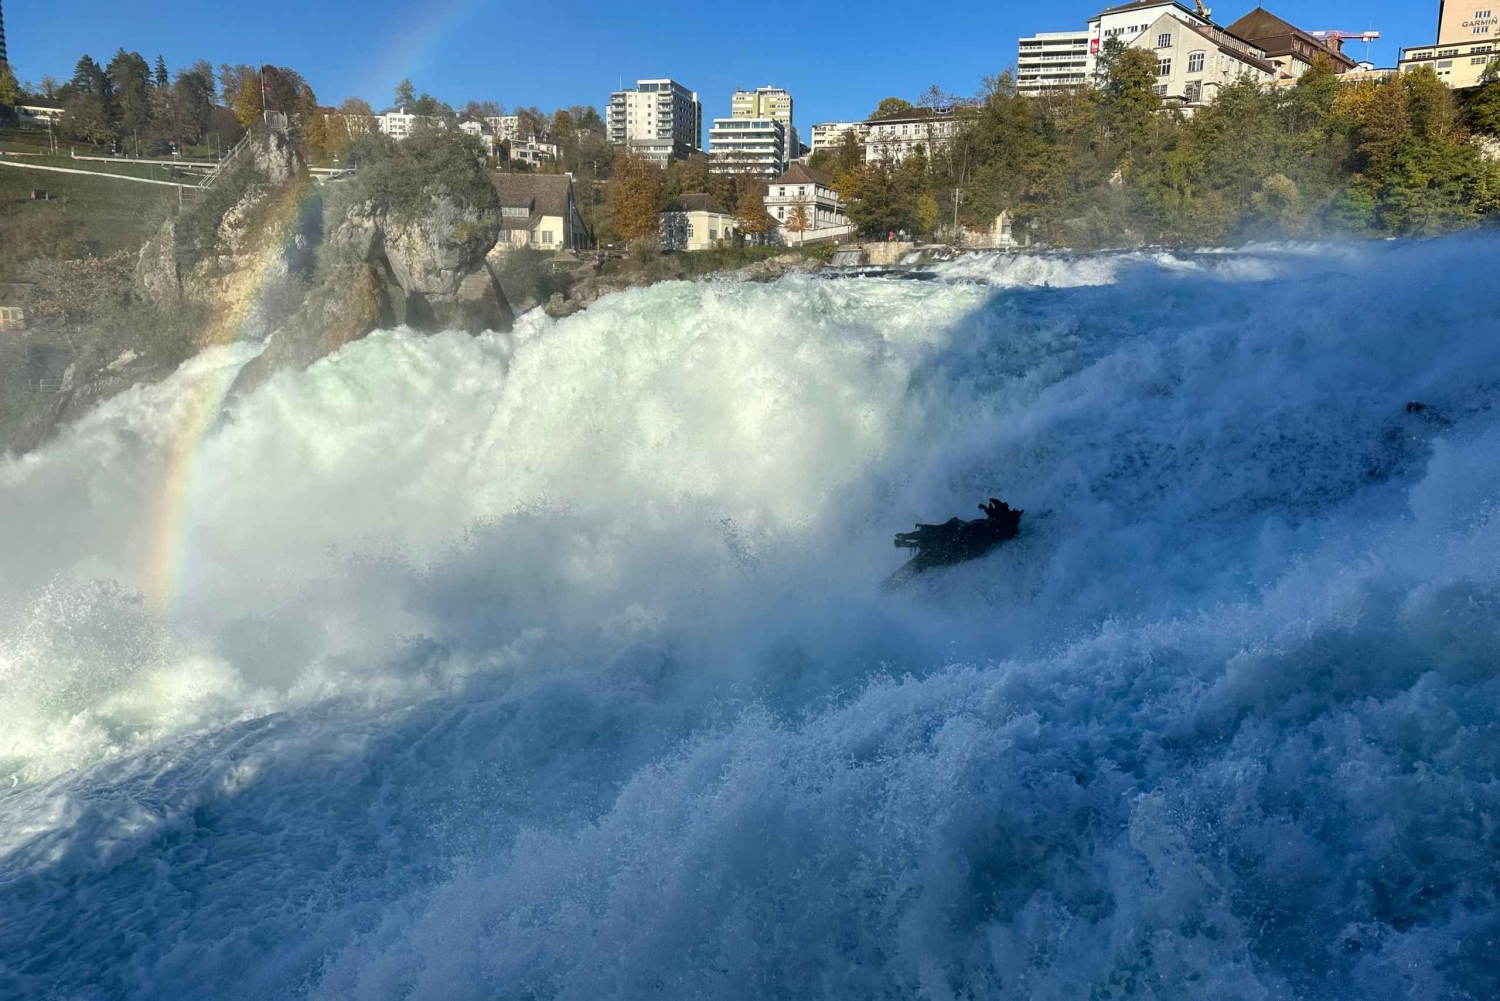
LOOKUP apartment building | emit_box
[377,108,445,140]
[1130,13,1277,111]
[708,118,789,177]
[1017,31,1092,95]
[485,115,523,142]
[1225,8,1357,80]
[865,107,959,164]
[607,78,703,166]
[763,165,854,245]
[810,121,870,153]
[510,138,559,167]
[1400,2,1500,87]
[732,86,798,154]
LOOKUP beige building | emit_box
[732,86,798,157]
[660,193,737,251]
[763,165,854,245]
[1400,39,1499,87]
[732,87,793,124]
[1439,1,1500,44]
[491,174,593,252]
[1130,14,1277,111]
[810,121,869,153]
[1398,1,1500,88]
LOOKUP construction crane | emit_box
[1194,0,1212,19]
[1308,29,1382,63]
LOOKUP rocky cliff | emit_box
[6,128,514,454]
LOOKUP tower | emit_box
[0,0,9,67]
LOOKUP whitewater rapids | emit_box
[1,239,1498,999]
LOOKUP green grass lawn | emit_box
[0,166,179,258]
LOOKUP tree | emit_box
[262,65,317,123]
[0,64,18,109]
[154,56,170,89]
[219,65,257,106]
[734,175,775,243]
[106,50,153,152]
[608,152,664,243]
[234,74,262,129]
[395,78,417,109]
[785,196,811,244]
[63,55,116,143]
[169,62,217,145]
[1469,60,1500,135]
[1101,47,1162,170]
[871,97,914,120]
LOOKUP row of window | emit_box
[1158,51,1213,76]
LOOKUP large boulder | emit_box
[227,261,395,398]
[382,194,505,332]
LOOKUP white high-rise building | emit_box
[1016,31,1092,94]
[607,78,703,166]
[708,117,788,177]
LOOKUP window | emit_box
[542,231,553,245]
[1184,80,1203,102]
[1477,25,1492,34]
[1153,83,1168,95]
[1158,57,1172,76]
[1439,60,1454,67]
[1157,33,1173,49]
[1187,51,1205,73]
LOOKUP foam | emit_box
[1,239,1499,999]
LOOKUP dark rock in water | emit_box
[884,499,1024,591]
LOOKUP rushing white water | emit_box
[2,238,1498,1000]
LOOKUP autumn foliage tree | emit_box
[734,176,775,244]
[608,152,664,244]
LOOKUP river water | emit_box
[2,238,1498,999]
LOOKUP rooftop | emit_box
[772,164,834,187]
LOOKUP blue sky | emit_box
[6,0,1439,128]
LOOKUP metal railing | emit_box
[198,130,254,190]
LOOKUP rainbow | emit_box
[141,176,326,618]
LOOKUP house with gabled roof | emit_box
[491,173,593,252]
[1225,7,1357,80]
[763,164,854,245]
[1131,13,1278,112]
